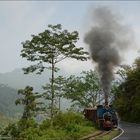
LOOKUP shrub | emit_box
[52,111,85,128]
[1,111,97,140]
[65,123,80,132]
[18,128,40,140]
[39,119,51,130]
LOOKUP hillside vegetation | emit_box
[0,113,11,131]
[1,112,97,140]
[0,84,22,117]
[113,58,140,123]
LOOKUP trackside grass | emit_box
[94,129,121,140]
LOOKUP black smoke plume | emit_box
[84,7,132,105]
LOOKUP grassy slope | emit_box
[13,112,98,140]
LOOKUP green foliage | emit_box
[113,58,140,123]
[1,112,96,140]
[65,123,80,132]
[18,118,38,131]
[0,86,44,139]
[16,86,44,120]
[42,76,66,117]
[40,112,96,139]
[0,123,20,139]
[64,70,101,109]
[38,129,70,140]
[21,24,89,74]
[0,113,12,132]
[20,24,89,119]
[18,127,40,140]
[52,112,85,127]
[1,119,38,139]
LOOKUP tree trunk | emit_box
[51,56,55,119]
[58,97,61,110]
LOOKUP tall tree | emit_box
[113,58,140,122]
[64,70,101,110]
[21,24,89,118]
[42,76,66,117]
[52,76,66,110]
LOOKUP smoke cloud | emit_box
[84,7,132,105]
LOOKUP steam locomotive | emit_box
[84,105,118,130]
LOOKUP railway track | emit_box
[80,130,111,140]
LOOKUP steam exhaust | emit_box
[84,7,132,105]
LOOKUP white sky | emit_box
[0,1,140,74]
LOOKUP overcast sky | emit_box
[0,1,140,74]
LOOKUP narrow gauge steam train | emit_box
[84,105,118,130]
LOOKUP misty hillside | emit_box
[0,69,50,91]
[0,69,71,116]
[0,68,69,91]
[0,84,22,117]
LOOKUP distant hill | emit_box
[0,69,71,116]
[0,84,22,117]
[0,69,50,91]
[0,68,68,91]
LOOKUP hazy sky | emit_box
[0,1,140,74]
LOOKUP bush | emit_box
[52,111,85,128]
[0,123,21,140]
[2,111,97,140]
[18,128,40,140]
[18,118,38,130]
[39,119,51,130]
[65,123,80,132]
